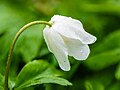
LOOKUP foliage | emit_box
[0,0,120,90]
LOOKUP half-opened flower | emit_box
[43,15,97,71]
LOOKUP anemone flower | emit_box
[43,15,97,71]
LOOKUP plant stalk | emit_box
[4,21,52,90]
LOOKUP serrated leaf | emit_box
[15,76,72,90]
[14,60,72,90]
[85,49,120,70]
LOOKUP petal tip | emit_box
[61,67,71,71]
[91,36,97,44]
[74,45,90,60]
[60,64,71,71]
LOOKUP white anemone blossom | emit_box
[43,15,97,71]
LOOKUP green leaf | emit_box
[0,74,4,89]
[84,80,104,90]
[15,25,44,62]
[106,81,120,90]
[84,81,93,90]
[0,2,44,63]
[0,2,41,76]
[0,86,4,90]
[14,60,72,90]
[85,49,120,70]
[115,63,120,80]
[81,68,114,90]
[38,41,50,57]
[92,30,120,55]
[0,73,16,90]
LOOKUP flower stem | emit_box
[4,21,52,90]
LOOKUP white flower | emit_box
[43,15,97,71]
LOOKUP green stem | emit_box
[4,21,52,90]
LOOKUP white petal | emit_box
[50,15,97,44]
[43,26,70,71]
[61,35,90,60]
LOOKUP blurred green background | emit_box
[0,0,120,90]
